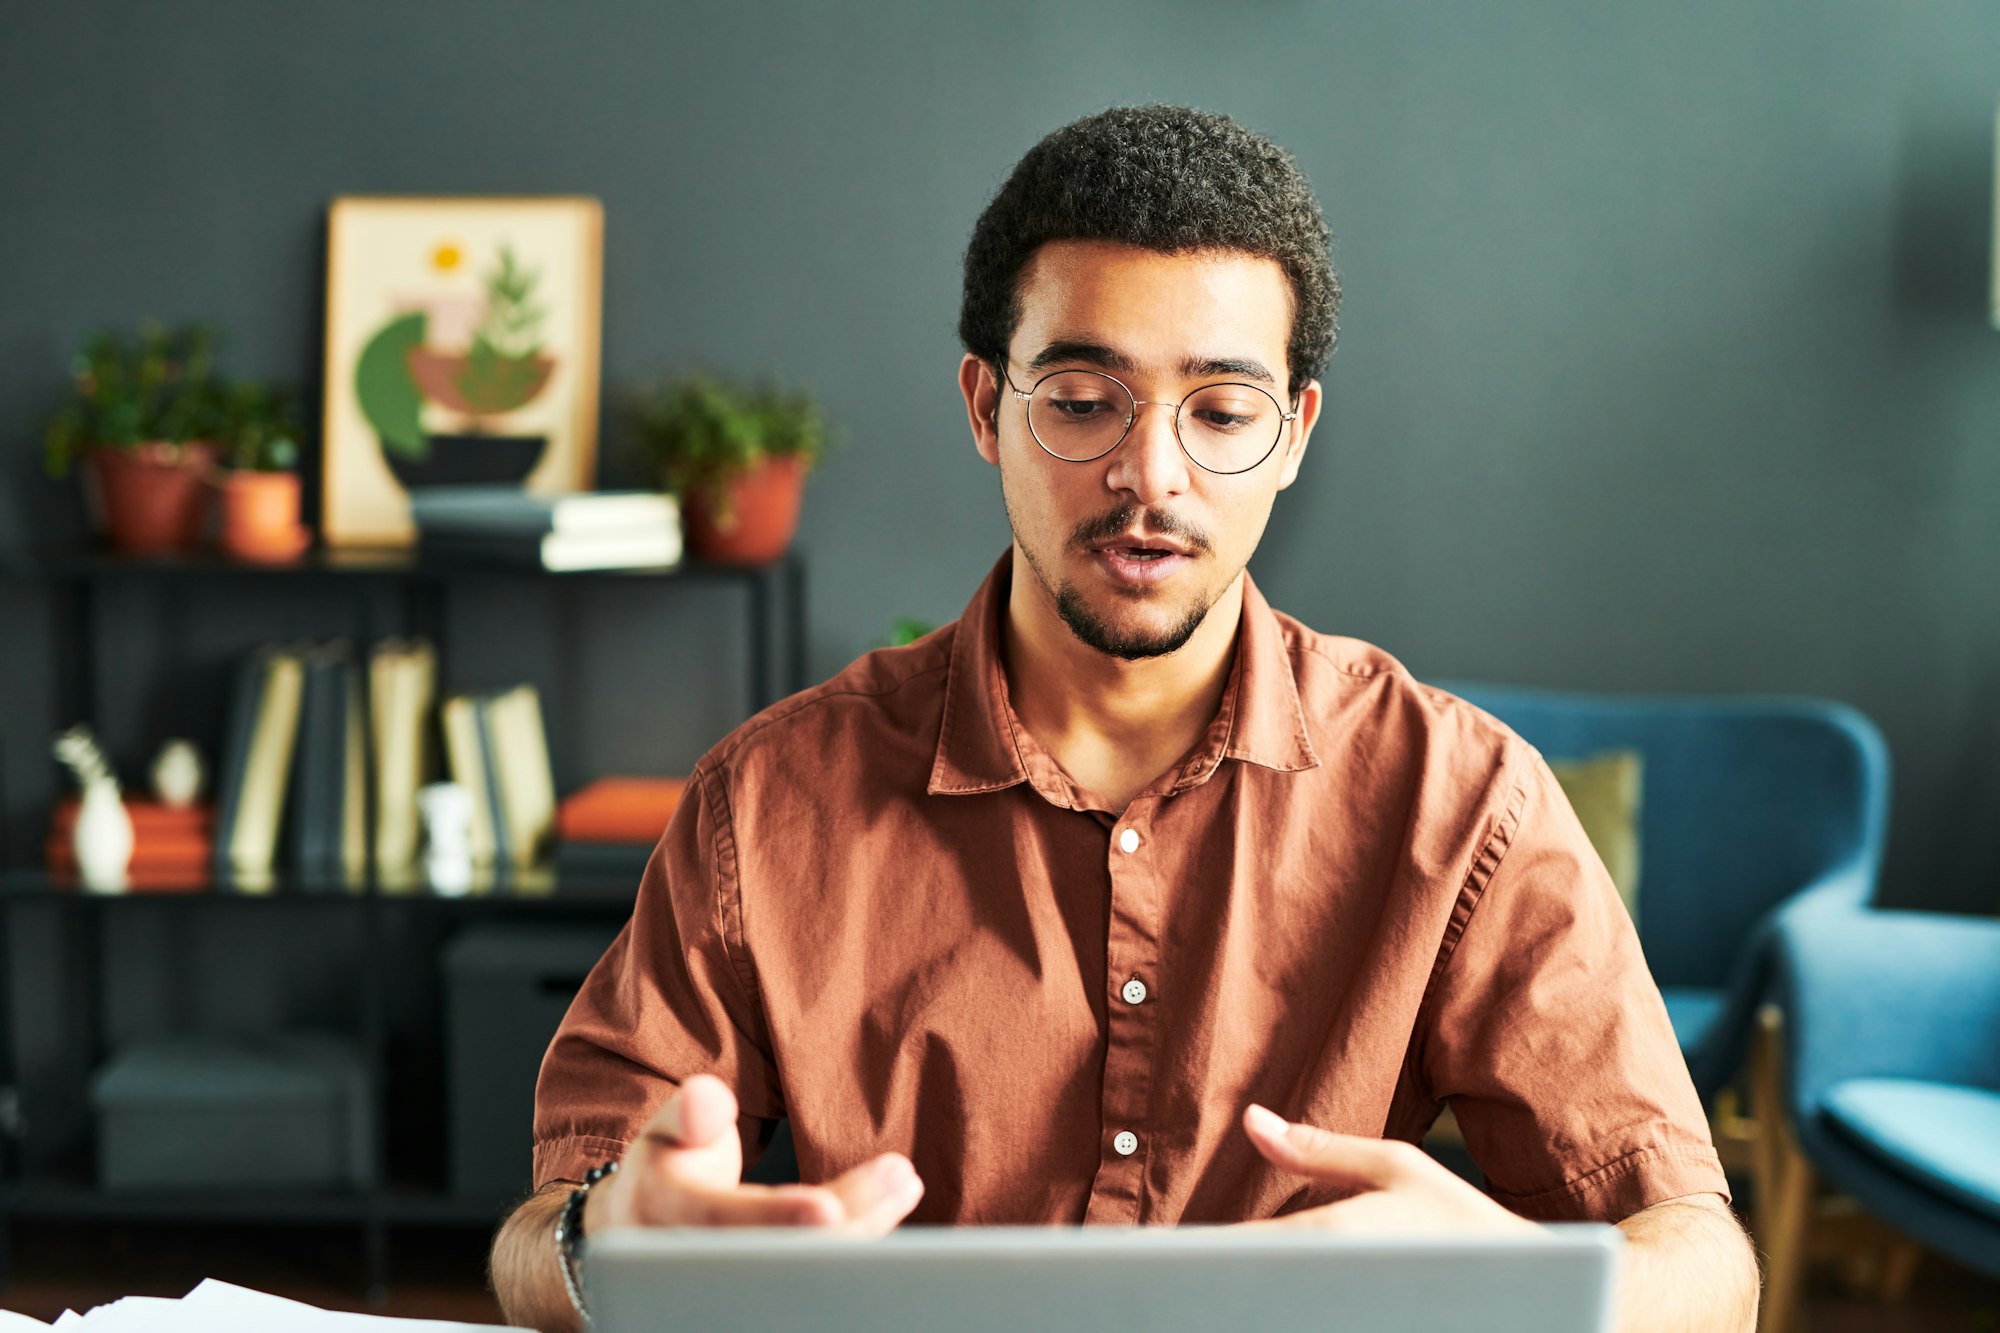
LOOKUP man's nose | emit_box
[1104,400,1191,504]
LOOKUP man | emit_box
[492,106,1758,1332]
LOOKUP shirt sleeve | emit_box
[1419,745,1731,1223]
[531,761,785,1189]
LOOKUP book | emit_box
[370,640,434,873]
[210,651,270,881]
[439,684,558,869]
[286,645,370,887]
[485,684,556,867]
[223,647,307,881]
[409,485,680,539]
[288,644,346,881]
[471,694,513,871]
[340,660,368,881]
[440,695,500,869]
[49,798,212,841]
[419,527,682,572]
[47,799,213,880]
[556,776,688,844]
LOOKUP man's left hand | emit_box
[1239,1103,1541,1236]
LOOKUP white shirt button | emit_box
[1121,978,1148,1005]
[1113,1130,1139,1156]
[1118,828,1140,854]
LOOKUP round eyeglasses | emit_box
[999,360,1298,476]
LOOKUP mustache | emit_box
[1068,504,1214,555]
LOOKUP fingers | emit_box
[629,1075,748,1198]
[1242,1104,1423,1190]
[632,1158,919,1232]
[822,1153,926,1237]
[643,1073,739,1150]
[667,1180,845,1229]
[624,1078,923,1235]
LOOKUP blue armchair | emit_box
[1438,684,1890,1104]
[1766,906,2000,1297]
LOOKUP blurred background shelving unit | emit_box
[0,546,808,1299]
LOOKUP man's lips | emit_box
[1085,533,1195,558]
[1085,536,1196,587]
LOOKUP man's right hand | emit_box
[583,1073,924,1235]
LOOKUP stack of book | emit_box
[441,683,558,871]
[46,799,214,890]
[209,639,436,889]
[212,643,372,889]
[412,486,683,572]
[553,776,687,884]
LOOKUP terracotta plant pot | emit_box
[218,470,309,563]
[85,442,218,556]
[684,455,808,564]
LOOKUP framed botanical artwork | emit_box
[321,196,604,546]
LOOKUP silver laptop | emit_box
[585,1224,1622,1333]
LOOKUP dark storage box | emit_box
[443,923,619,1199]
[90,1033,374,1191]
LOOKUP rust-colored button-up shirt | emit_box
[534,553,1728,1224]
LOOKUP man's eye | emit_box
[1049,398,1113,419]
[1193,409,1256,431]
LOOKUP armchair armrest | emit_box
[1687,858,1876,1098]
[1773,906,2000,1116]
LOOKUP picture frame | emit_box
[321,196,604,547]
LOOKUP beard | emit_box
[1005,486,1222,661]
[1050,581,1211,660]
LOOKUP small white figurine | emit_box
[53,725,133,893]
[150,738,205,808]
[418,781,475,895]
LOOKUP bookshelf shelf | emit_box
[0,541,809,1297]
[4,1169,518,1227]
[3,540,791,581]
[0,867,643,906]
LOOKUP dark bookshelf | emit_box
[0,542,809,1298]
[0,866,648,906]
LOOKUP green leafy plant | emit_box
[633,373,828,517]
[214,381,302,472]
[42,322,302,476]
[43,322,224,477]
[459,244,547,415]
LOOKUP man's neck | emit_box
[1001,546,1244,813]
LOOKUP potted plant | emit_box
[634,373,827,563]
[213,381,308,562]
[43,323,227,555]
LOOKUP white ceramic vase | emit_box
[150,738,205,807]
[74,777,134,892]
[418,781,474,895]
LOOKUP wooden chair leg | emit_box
[1751,1004,1814,1333]
[1878,1236,1923,1301]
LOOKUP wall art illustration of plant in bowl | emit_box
[354,242,558,489]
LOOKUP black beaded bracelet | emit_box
[555,1159,619,1322]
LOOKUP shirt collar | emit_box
[927,551,1319,800]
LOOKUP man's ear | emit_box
[959,353,1003,467]
[1275,378,1322,492]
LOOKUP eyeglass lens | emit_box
[1026,371,1283,473]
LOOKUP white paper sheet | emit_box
[179,1280,521,1330]
[8,1279,523,1331]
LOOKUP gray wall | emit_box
[5,0,2000,913]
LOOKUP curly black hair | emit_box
[959,106,1338,400]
